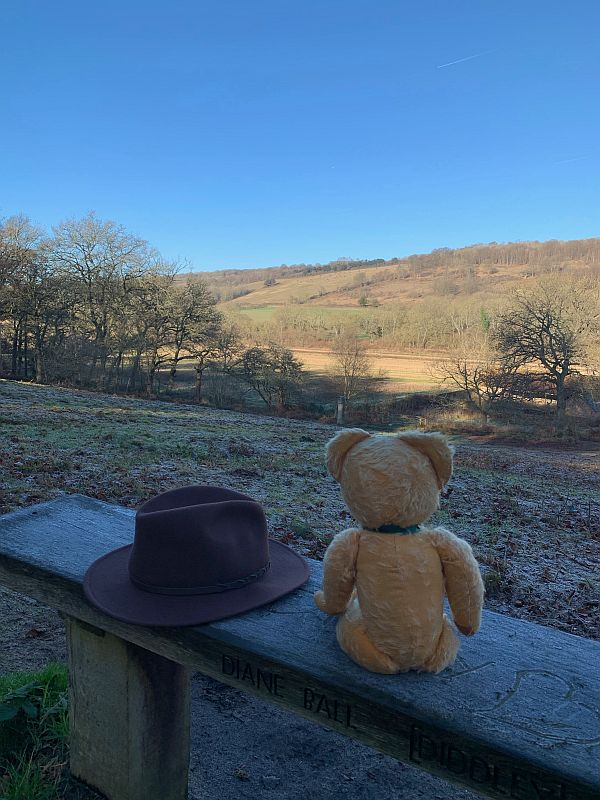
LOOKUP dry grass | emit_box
[219,260,594,311]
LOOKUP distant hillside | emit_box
[186,238,600,310]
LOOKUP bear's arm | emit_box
[314,529,360,615]
[428,528,484,635]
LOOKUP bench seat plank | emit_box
[1,495,599,800]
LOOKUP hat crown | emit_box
[128,486,269,595]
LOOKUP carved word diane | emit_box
[220,654,355,729]
[410,726,567,800]
[221,655,284,696]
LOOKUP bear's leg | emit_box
[336,598,400,674]
[421,615,460,674]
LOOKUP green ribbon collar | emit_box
[366,523,421,535]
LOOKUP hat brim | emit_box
[83,540,309,627]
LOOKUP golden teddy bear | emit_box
[314,429,484,674]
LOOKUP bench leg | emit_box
[65,616,191,800]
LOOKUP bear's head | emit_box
[326,429,453,530]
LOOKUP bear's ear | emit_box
[326,429,370,482]
[397,431,453,489]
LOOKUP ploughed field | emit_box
[1,379,598,642]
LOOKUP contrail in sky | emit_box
[553,155,589,164]
[436,49,496,69]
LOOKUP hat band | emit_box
[129,560,271,596]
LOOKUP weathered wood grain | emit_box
[66,617,190,800]
[1,495,599,800]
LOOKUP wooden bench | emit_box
[0,494,599,800]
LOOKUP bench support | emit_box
[66,616,191,800]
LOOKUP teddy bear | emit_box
[314,429,484,674]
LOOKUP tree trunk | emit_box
[33,327,47,383]
[106,351,123,391]
[11,326,18,376]
[21,328,28,378]
[195,367,203,403]
[88,328,108,386]
[126,352,142,393]
[555,374,567,432]
[147,368,156,398]
[170,346,182,384]
[34,351,46,383]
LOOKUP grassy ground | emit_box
[1,379,598,642]
[223,266,396,307]
[217,259,594,310]
[234,304,359,322]
[0,663,68,800]
[0,379,337,552]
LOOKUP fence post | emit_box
[337,396,345,425]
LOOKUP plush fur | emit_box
[315,429,484,674]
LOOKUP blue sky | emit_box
[1,1,599,269]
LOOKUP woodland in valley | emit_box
[1,212,599,436]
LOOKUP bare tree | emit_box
[167,278,223,401]
[239,344,303,410]
[213,321,243,372]
[494,281,598,427]
[0,215,54,379]
[196,322,244,406]
[49,212,155,379]
[18,253,72,383]
[435,339,520,414]
[127,270,179,397]
[330,333,374,405]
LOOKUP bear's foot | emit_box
[421,615,460,674]
[336,606,400,674]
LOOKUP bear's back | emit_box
[355,530,445,663]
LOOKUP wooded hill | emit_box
[193,238,600,309]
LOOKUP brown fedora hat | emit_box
[83,486,309,626]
